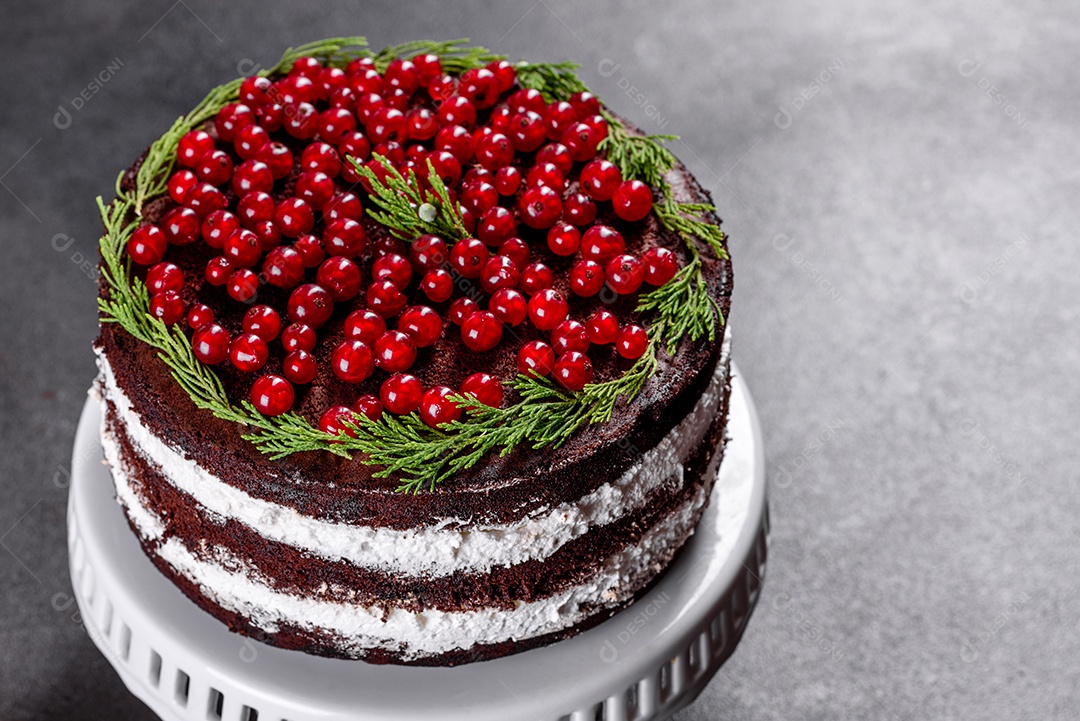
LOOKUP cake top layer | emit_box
[97,38,730,496]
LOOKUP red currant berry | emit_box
[616,324,649,359]
[204,256,232,286]
[342,309,385,346]
[282,323,317,353]
[543,100,578,140]
[435,124,476,163]
[520,262,554,295]
[420,386,462,428]
[553,351,594,391]
[316,256,362,301]
[427,150,462,188]
[449,297,479,325]
[498,237,530,270]
[489,288,527,326]
[587,309,620,344]
[486,59,517,92]
[407,107,439,141]
[413,53,443,85]
[581,225,626,264]
[318,107,357,144]
[517,340,556,377]
[168,170,198,204]
[569,259,606,297]
[176,129,215,167]
[146,262,183,294]
[288,283,334,328]
[525,162,565,191]
[256,102,285,132]
[494,165,521,195]
[374,330,418,372]
[127,225,167,265]
[536,142,573,175]
[353,394,383,421]
[561,122,600,162]
[569,91,601,119]
[289,56,323,78]
[478,206,516,246]
[323,219,366,258]
[187,304,214,329]
[479,255,520,294]
[243,305,281,342]
[563,192,596,226]
[272,198,314,238]
[161,207,200,245]
[460,373,503,408]
[372,253,412,290]
[319,405,360,438]
[262,246,304,289]
[367,107,408,144]
[507,111,546,152]
[256,142,294,179]
[234,123,270,160]
[527,289,569,331]
[473,133,514,171]
[372,236,408,259]
[227,269,259,303]
[323,192,363,223]
[191,324,230,364]
[201,210,240,249]
[229,332,269,372]
[250,375,294,416]
[519,184,563,229]
[279,350,316,385]
[459,67,500,108]
[581,114,609,143]
[551,320,591,355]
[409,234,448,272]
[293,234,325,268]
[613,180,654,222]
[642,247,680,286]
[331,340,375,383]
[605,254,645,294]
[398,305,443,347]
[295,171,336,210]
[237,191,275,228]
[580,159,622,201]
[438,95,477,128]
[149,290,185,326]
[381,374,424,415]
[354,91,386,125]
[251,219,281,252]
[450,238,489,279]
[215,103,254,142]
[384,58,420,93]
[508,88,546,116]
[184,182,227,217]
[420,269,454,303]
[223,229,262,268]
[366,278,407,318]
[428,73,457,101]
[460,310,503,352]
[546,223,581,256]
[195,149,233,186]
[283,101,318,139]
[231,159,274,196]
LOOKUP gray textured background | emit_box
[2,0,1076,718]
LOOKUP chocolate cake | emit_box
[93,39,733,665]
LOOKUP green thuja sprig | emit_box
[515,60,589,102]
[350,154,468,241]
[370,39,502,74]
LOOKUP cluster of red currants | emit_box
[123,52,680,430]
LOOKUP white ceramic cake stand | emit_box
[67,366,767,721]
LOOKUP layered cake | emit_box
[93,38,732,665]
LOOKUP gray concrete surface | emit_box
[2,0,1076,718]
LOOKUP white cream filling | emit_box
[94,329,728,577]
[112,454,713,660]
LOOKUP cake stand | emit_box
[67,366,767,721]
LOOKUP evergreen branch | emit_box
[515,60,589,102]
[599,110,679,188]
[370,39,502,74]
[349,153,468,241]
[267,36,369,73]
[654,195,729,261]
[335,346,658,493]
